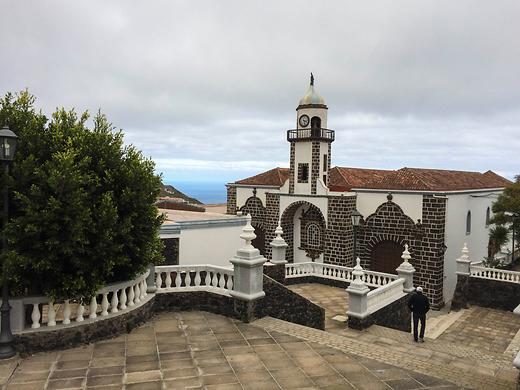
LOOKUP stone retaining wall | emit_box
[348,294,411,332]
[14,295,156,356]
[453,275,520,312]
[256,276,325,330]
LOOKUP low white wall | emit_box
[177,219,246,268]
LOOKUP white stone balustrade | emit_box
[285,262,398,288]
[154,265,234,296]
[5,270,150,333]
[366,278,406,314]
[469,266,520,283]
[346,258,370,319]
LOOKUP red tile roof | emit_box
[328,167,392,192]
[359,168,511,191]
[235,167,290,187]
[234,166,511,192]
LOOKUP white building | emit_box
[226,76,511,308]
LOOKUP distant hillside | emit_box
[159,183,203,205]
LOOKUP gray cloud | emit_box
[1,0,519,183]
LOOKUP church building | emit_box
[226,76,511,308]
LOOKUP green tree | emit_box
[489,175,520,263]
[486,225,509,259]
[0,91,164,300]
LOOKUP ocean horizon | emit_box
[168,180,227,205]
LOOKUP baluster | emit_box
[194,270,201,286]
[119,287,127,310]
[76,303,85,322]
[227,275,233,290]
[175,270,182,287]
[101,293,109,316]
[31,303,41,328]
[63,300,71,324]
[185,270,192,288]
[127,284,135,307]
[141,280,147,298]
[111,290,119,313]
[156,272,162,289]
[166,272,173,288]
[217,273,224,288]
[134,283,141,304]
[89,296,98,319]
[211,271,218,287]
[47,301,56,327]
[205,270,211,286]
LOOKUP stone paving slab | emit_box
[254,316,518,389]
[0,310,458,390]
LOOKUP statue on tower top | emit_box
[310,72,314,86]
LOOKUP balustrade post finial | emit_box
[396,244,416,292]
[350,257,367,290]
[240,214,256,248]
[456,242,472,276]
[270,219,288,265]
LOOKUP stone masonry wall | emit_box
[311,141,321,195]
[264,193,281,260]
[418,195,447,308]
[348,294,411,332]
[226,185,237,214]
[324,195,357,266]
[356,196,446,309]
[289,142,295,194]
[454,276,520,312]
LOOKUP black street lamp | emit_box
[0,125,18,359]
[351,209,362,263]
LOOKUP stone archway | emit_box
[281,201,326,263]
[370,240,403,274]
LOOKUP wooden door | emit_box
[370,240,403,274]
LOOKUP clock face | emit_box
[299,114,310,127]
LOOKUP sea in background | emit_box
[169,181,227,204]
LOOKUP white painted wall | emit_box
[235,186,278,209]
[178,222,246,268]
[443,191,500,303]
[297,107,328,129]
[355,192,423,222]
[279,194,329,225]
[294,142,312,194]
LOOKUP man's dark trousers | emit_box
[413,313,426,341]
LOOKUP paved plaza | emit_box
[0,311,458,390]
[287,283,520,389]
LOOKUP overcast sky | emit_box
[1,1,519,185]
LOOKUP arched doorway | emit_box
[252,225,266,256]
[370,240,402,274]
[280,201,326,263]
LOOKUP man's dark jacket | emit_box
[408,292,430,315]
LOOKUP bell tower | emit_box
[288,74,334,195]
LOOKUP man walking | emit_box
[408,286,430,342]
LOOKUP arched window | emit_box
[307,223,321,248]
[485,207,491,227]
[311,116,321,129]
[466,211,472,235]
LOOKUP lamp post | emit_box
[351,209,362,263]
[0,125,18,359]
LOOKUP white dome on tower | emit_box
[298,73,326,107]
